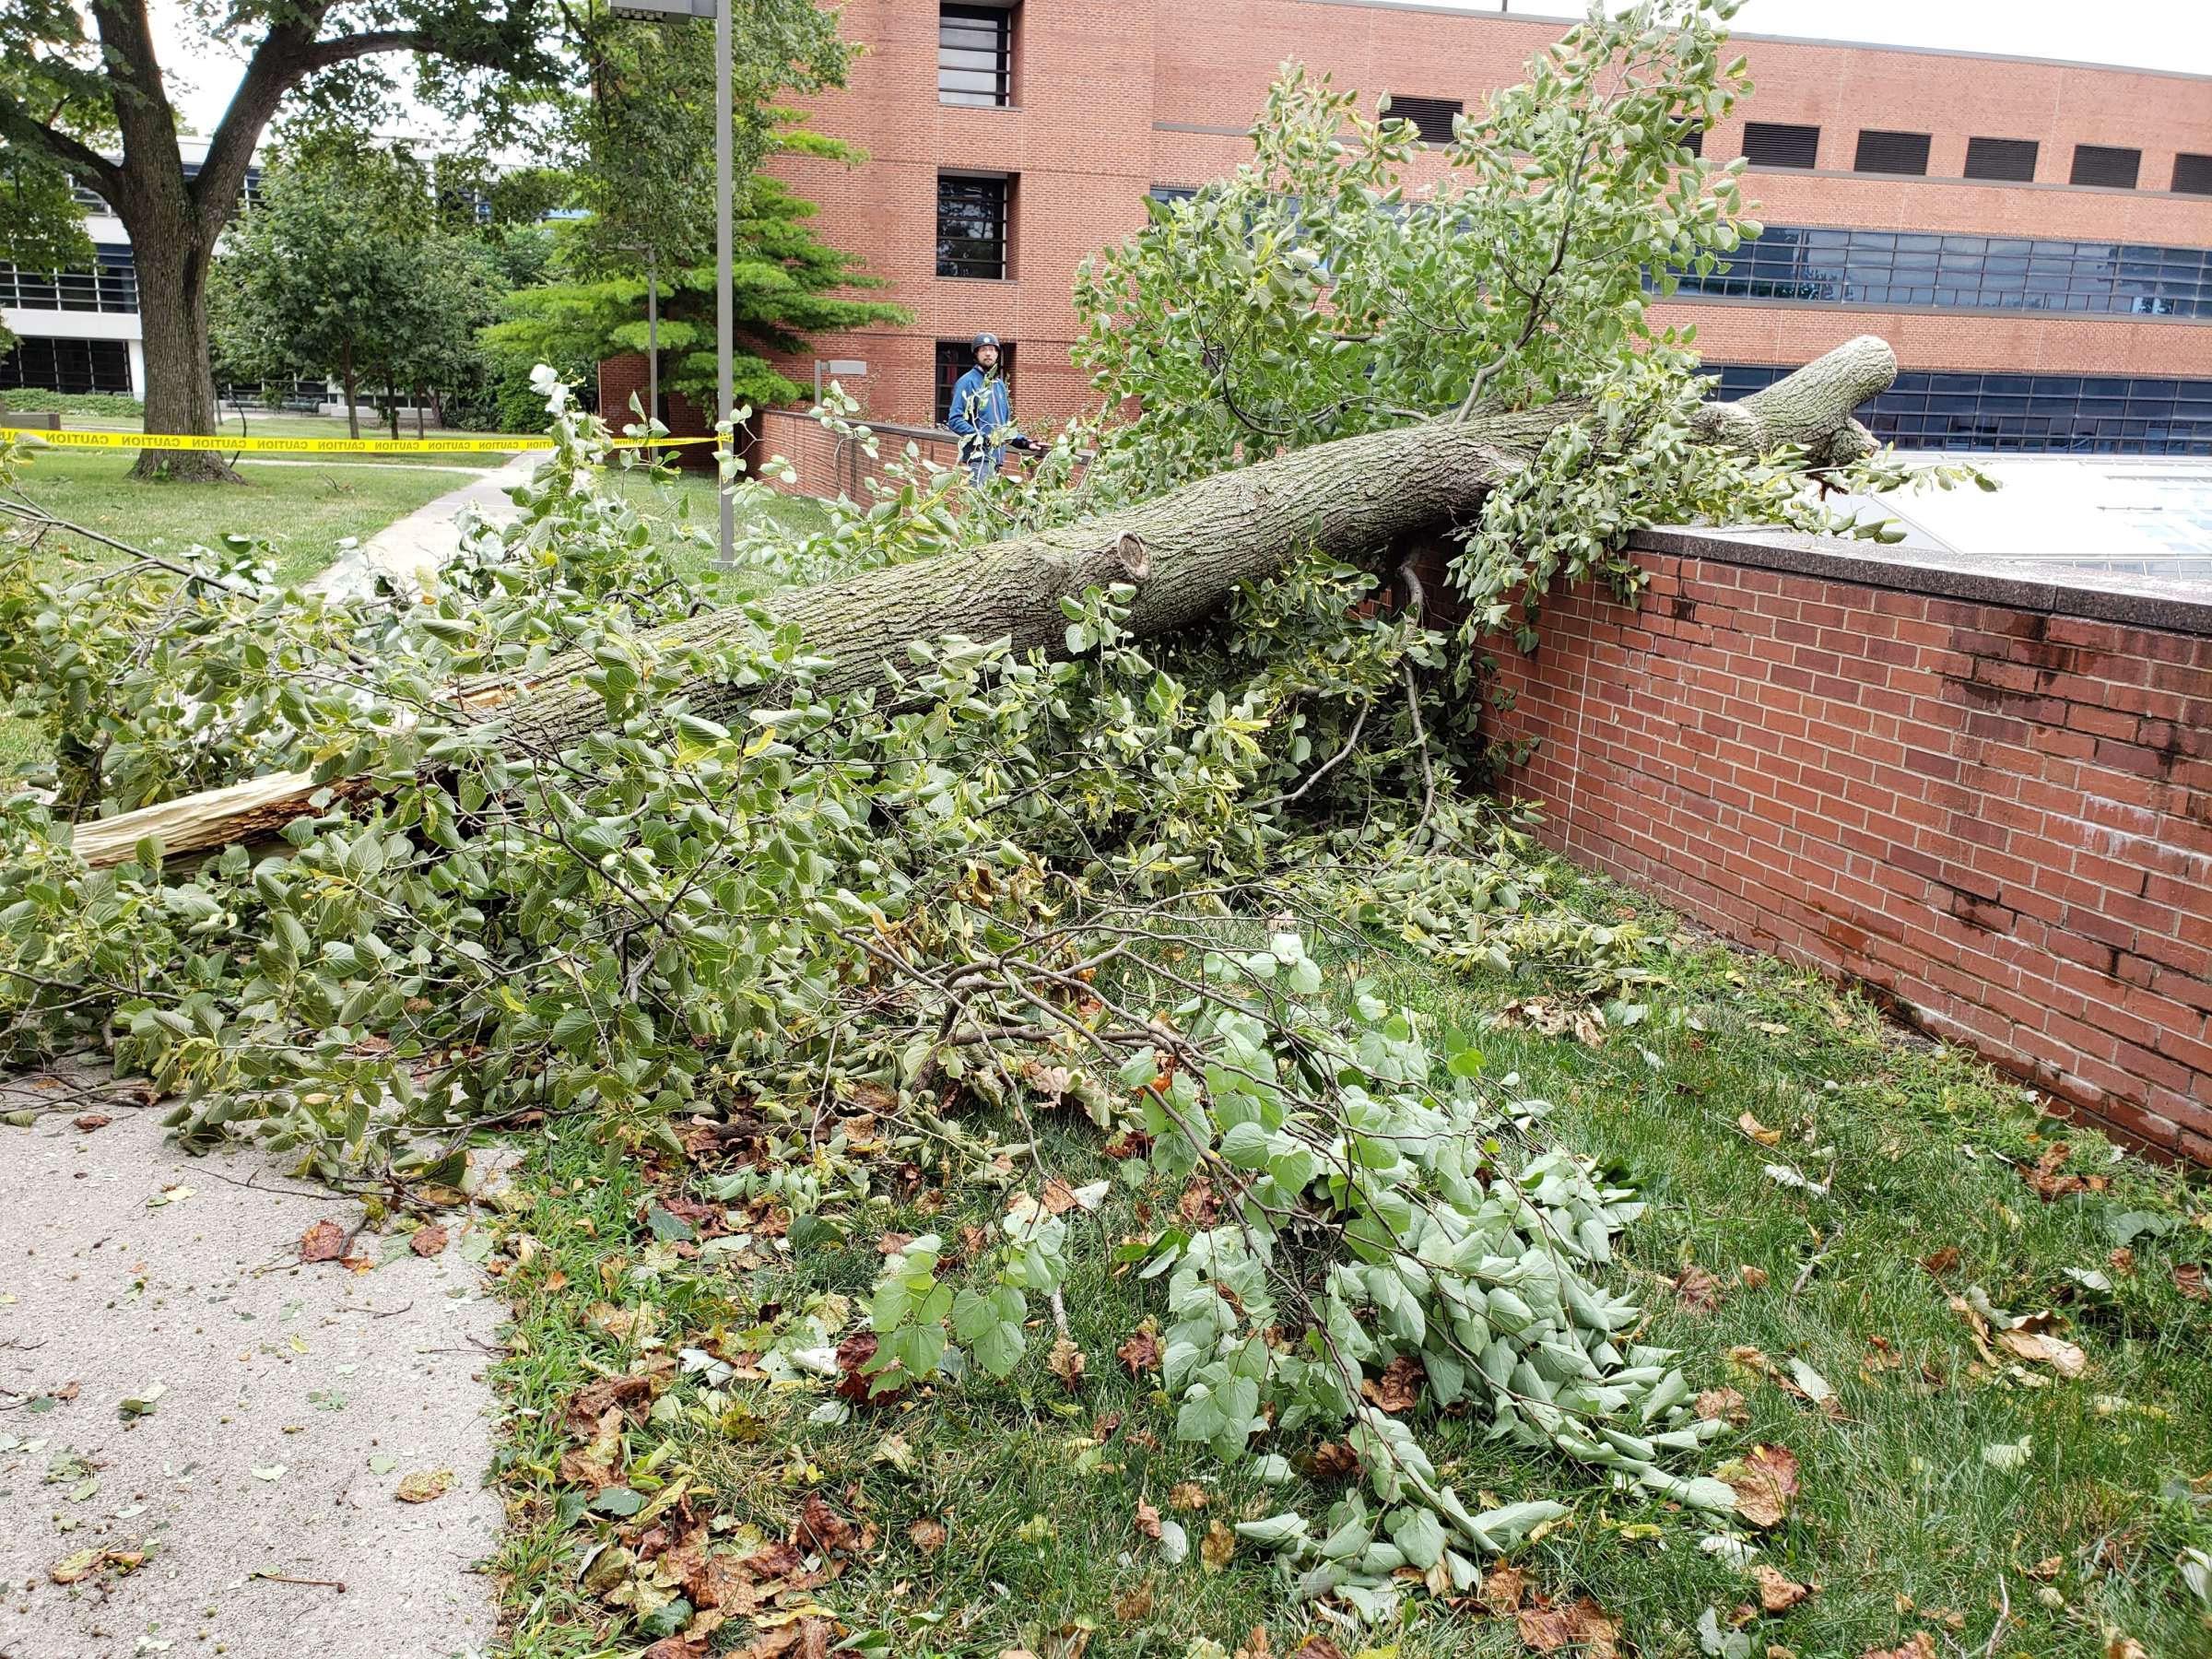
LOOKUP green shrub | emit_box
[0,388,147,418]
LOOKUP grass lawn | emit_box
[601,463,833,580]
[482,871,2212,1659]
[3,443,480,585]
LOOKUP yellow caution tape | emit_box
[0,427,719,454]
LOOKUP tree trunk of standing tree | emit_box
[67,337,1899,869]
[341,346,359,441]
[126,224,236,484]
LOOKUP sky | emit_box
[150,0,2212,138]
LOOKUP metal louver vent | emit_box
[2071,145,2141,189]
[1383,94,1463,146]
[2174,154,2212,195]
[1853,129,1930,176]
[1963,136,2038,182]
[1743,122,1820,169]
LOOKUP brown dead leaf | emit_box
[1116,1325,1161,1376]
[1200,1518,1237,1573]
[1738,1265,1771,1289]
[299,1219,348,1263]
[1698,1385,1750,1425]
[1478,1562,1528,1613]
[1360,1355,1424,1414]
[73,1112,112,1132]
[1309,1441,1358,1480]
[1754,1564,1811,1612]
[793,1491,859,1558]
[1739,1112,1783,1147]
[640,1639,707,1659]
[1988,1313,2088,1379]
[1113,1581,1156,1622]
[1134,1498,1163,1540]
[1721,1443,1800,1528]
[1170,1481,1210,1511]
[394,1467,453,1503]
[2020,1142,2089,1200]
[1041,1177,1080,1217]
[909,1517,947,1555]
[1517,1594,1622,1659]
[2174,1262,2207,1301]
[1676,1263,1724,1312]
[1920,1248,1960,1277]
[1288,1640,1346,1659]
[2108,1246,2136,1277]
[2106,1638,2149,1659]
[834,1331,894,1403]
[410,1224,448,1257]
[565,1371,654,1438]
[2026,1556,2064,1580]
[1047,1337,1087,1390]
[1178,1177,1220,1229]
[875,1230,914,1256]
[1859,1634,1937,1659]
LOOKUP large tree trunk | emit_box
[342,346,359,441]
[68,337,1899,871]
[127,222,236,485]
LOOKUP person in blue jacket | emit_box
[946,333,1036,483]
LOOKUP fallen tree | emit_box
[67,332,1898,871]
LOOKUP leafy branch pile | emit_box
[0,3,1994,1644]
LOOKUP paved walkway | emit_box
[0,1065,507,1659]
[311,453,540,601]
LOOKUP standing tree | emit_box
[0,135,92,360]
[209,143,434,439]
[0,0,850,480]
[0,0,561,478]
[486,171,910,421]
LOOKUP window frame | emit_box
[936,171,1014,281]
[1382,94,1464,147]
[938,3,1014,109]
[935,338,1017,426]
[1962,136,2039,182]
[1853,129,1931,177]
[2070,145,2142,190]
[1741,122,1821,170]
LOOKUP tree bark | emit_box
[126,225,235,483]
[342,346,359,441]
[67,336,1896,870]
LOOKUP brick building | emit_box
[717,0,2212,455]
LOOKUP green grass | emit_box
[22,407,527,469]
[599,463,833,580]
[4,444,482,584]
[480,877,2212,1659]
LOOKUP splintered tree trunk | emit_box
[68,337,1898,870]
[128,225,236,484]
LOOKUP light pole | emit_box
[608,0,733,568]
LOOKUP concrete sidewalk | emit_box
[311,452,540,601]
[0,1066,507,1659]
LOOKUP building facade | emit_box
[751,0,2212,454]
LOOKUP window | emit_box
[0,336,134,396]
[1148,184,1199,206]
[939,4,1012,107]
[2071,145,2141,189]
[1853,130,1930,176]
[68,176,111,212]
[1963,136,2038,182]
[1660,224,2212,319]
[935,338,1016,425]
[1700,362,2212,455]
[2174,154,2212,196]
[936,173,1011,279]
[1742,122,1820,169]
[0,246,138,313]
[1383,94,1462,147]
[1674,123,1704,159]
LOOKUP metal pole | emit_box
[714,0,735,569]
[645,247,659,440]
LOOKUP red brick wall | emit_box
[1486,532,2212,1162]
[750,406,964,499]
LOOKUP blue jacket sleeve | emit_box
[946,371,981,437]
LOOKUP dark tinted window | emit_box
[2071,145,2141,189]
[1853,130,1930,175]
[936,174,1011,279]
[1383,94,1463,146]
[1700,363,2212,455]
[1674,123,1703,159]
[0,335,134,394]
[1743,122,1820,168]
[1963,136,2039,182]
[2174,154,2212,195]
[935,338,1016,424]
[938,5,1012,107]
